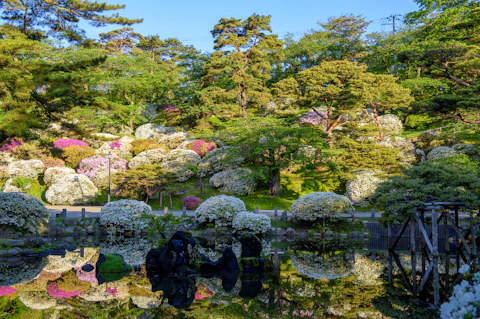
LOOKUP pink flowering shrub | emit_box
[188,140,216,157]
[109,140,121,149]
[75,264,98,285]
[54,139,89,150]
[77,155,128,181]
[194,284,212,300]
[0,286,17,297]
[0,138,24,152]
[46,281,85,298]
[299,110,327,130]
[183,196,202,210]
[164,106,181,113]
[106,287,118,296]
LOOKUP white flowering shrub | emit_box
[162,149,200,182]
[378,114,403,136]
[209,168,256,195]
[43,248,99,273]
[452,143,480,158]
[0,192,50,233]
[380,137,419,167]
[6,159,44,179]
[135,123,174,140]
[290,192,353,222]
[198,146,245,177]
[174,138,197,150]
[44,166,76,184]
[19,291,57,310]
[440,270,480,319]
[80,281,130,302]
[100,199,153,231]
[290,250,354,280]
[352,254,385,286]
[128,148,167,170]
[345,170,382,207]
[45,174,98,205]
[298,145,317,159]
[157,132,188,149]
[427,146,457,160]
[100,238,151,267]
[232,212,271,234]
[415,148,426,162]
[95,136,134,160]
[195,195,246,227]
[131,296,162,309]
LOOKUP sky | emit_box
[80,0,420,53]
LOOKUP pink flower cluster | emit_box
[189,140,216,157]
[299,110,328,130]
[0,138,24,152]
[54,139,89,150]
[77,155,128,180]
[164,106,181,113]
[106,287,118,296]
[183,196,202,210]
[109,140,121,149]
[75,264,98,285]
[0,286,17,297]
[46,282,84,298]
[194,284,212,300]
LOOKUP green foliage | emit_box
[99,254,132,273]
[131,139,167,156]
[373,155,480,223]
[62,145,95,168]
[114,164,167,201]
[11,176,33,190]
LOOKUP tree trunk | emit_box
[268,169,282,196]
[240,86,247,118]
[417,66,422,78]
[370,103,384,141]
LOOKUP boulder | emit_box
[135,123,174,140]
[157,132,188,149]
[45,173,98,205]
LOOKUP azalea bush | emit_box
[162,149,200,182]
[0,138,24,152]
[62,145,95,168]
[345,170,382,207]
[198,146,245,177]
[290,192,353,223]
[183,196,202,210]
[99,199,153,231]
[427,146,457,160]
[0,192,50,234]
[440,268,480,319]
[43,166,75,184]
[299,110,327,129]
[40,157,65,169]
[290,250,354,280]
[195,195,246,227]
[209,168,256,195]
[128,148,167,170]
[232,212,271,234]
[54,139,89,150]
[77,155,128,187]
[188,140,216,157]
[7,159,45,179]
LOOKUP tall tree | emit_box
[1,0,142,41]
[200,13,283,118]
[99,27,142,54]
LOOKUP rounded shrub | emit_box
[290,192,353,223]
[232,212,271,234]
[187,140,216,157]
[209,168,256,195]
[0,192,50,234]
[53,139,89,150]
[195,195,246,227]
[0,138,24,153]
[131,139,167,156]
[183,196,202,210]
[100,199,153,231]
[40,157,65,169]
[77,155,128,188]
[62,145,95,168]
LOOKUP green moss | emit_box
[99,254,132,273]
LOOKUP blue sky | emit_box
[80,0,420,53]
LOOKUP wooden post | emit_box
[159,192,163,208]
[420,208,426,273]
[471,222,477,273]
[182,206,187,216]
[169,194,173,209]
[410,217,417,294]
[388,250,393,284]
[281,210,287,221]
[370,208,376,219]
[388,224,392,250]
[81,208,86,219]
[62,208,67,218]
[432,207,439,258]
[273,206,278,219]
[80,247,84,257]
[164,207,169,215]
[255,206,259,214]
[433,257,440,306]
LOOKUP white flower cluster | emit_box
[198,146,245,177]
[162,149,200,182]
[0,256,48,286]
[345,170,382,207]
[290,250,354,280]
[100,199,153,231]
[100,238,152,267]
[44,166,75,184]
[197,240,242,262]
[0,192,50,233]
[19,291,57,310]
[427,146,457,160]
[378,114,403,136]
[2,177,31,192]
[290,192,353,222]
[379,137,419,167]
[452,143,479,158]
[298,145,317,159]
[128,148,168,170]
[209,168,256,195]
[45,174,98,205]
[134,123,174,140]
[44,248,99,273]
[131,296,162,309]
[157,132,188,149]
[195,195,246,227]
[95,136,134,160]
[0,152,14,178]
[440,271,480,319]
[232,212,271,234]
[80,281,130,302]
[7,159,44,179]
[352,254,384,286]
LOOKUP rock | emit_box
[7,248,22,256]
[3,240,25,247]
[277,229,287,236]
[45,174,98,205]
[64,219,78,226]
[64,226,75,234]
[325,230,334,237]
[135,123,174,140]
[286,228,296,236]
[22,249,36,256]
[0,250,7,257]
[24,238,43,249]
[239,234,262,258]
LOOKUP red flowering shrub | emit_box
[0,138,24,152]
[183,196,202,210]
[54,139,89,150]
[188,140,216,157]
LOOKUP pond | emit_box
[0,235,459,318]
